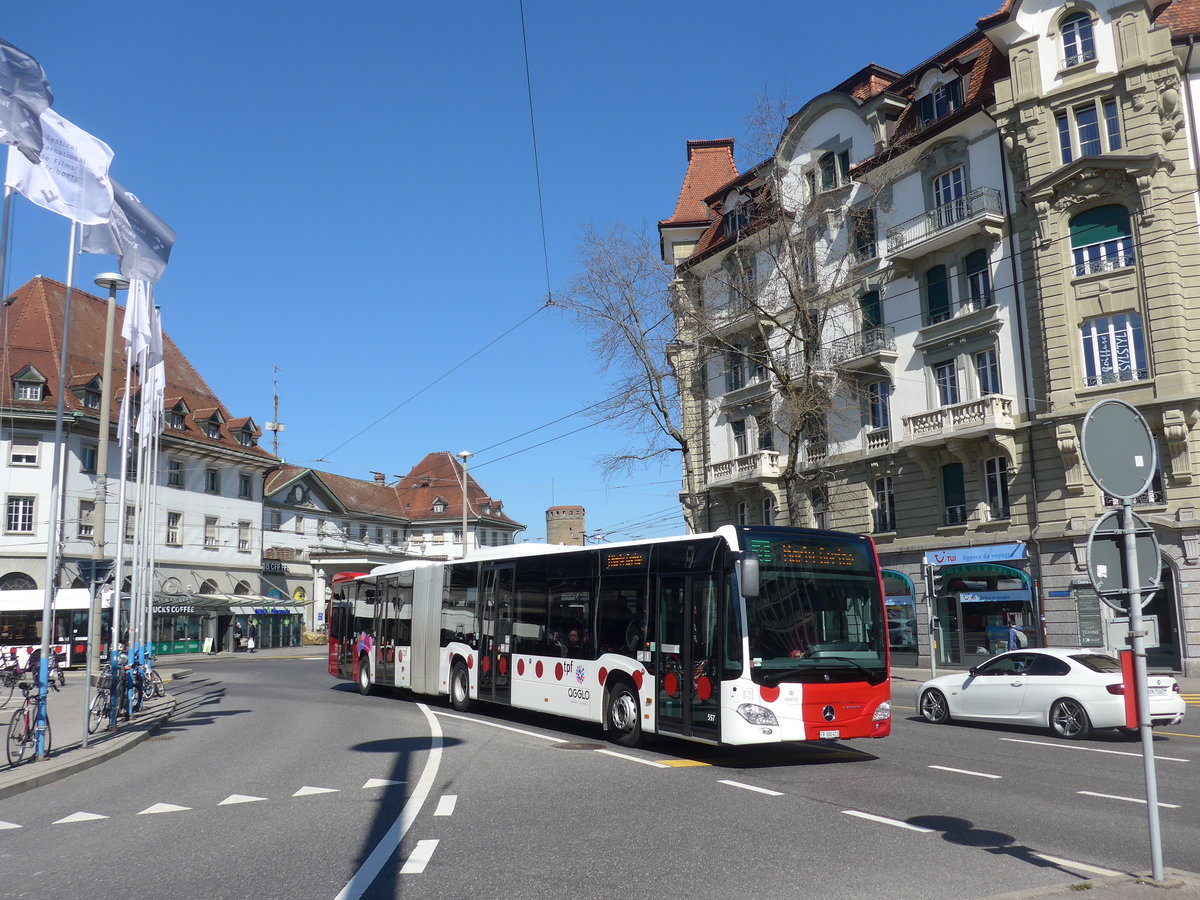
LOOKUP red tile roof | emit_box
[2,276,273,460]
[1156,0,1200,36]
[660,139,739,227]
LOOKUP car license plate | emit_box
[1149,686,1167,696]
[819,729,840,739]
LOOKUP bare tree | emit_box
[559,223,704,531]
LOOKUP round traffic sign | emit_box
[1085,509,1161,611]
[1080,400,1157,499]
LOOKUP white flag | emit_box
[4,109,113,224]
[137,305,165,436]
[121,278,153,360]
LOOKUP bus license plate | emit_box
[819,729,840,739]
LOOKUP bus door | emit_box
[656,574,720,741]
[480,564,515,705]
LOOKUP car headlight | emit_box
[737,703,779,726]
[873,701,891,722]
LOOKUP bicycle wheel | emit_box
[0,673,15,709]
[149,670,165,698]
[88,690,109,734]
[6,708,31,767]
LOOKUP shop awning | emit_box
[882,570,915,602]
[936,563,1032,590]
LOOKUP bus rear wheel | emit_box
[607,681,641,748]
[449,661,471,712]
[357,657,373,696]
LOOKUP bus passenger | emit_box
[565,627,585,657]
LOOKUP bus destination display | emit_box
[603,550,647,571]
[748,537,868,572]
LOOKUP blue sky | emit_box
[2,1,992,542]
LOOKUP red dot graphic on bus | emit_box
[397,648,403,663]
[632,670,643,690]
[555,662,564,680]
[517,658,525,676]
[598,667,607,684]
[498,656,507,676]
[696,675,712,702]
[482,656,491,674]
[467,655,474,669]
[664,672,679,698]
[535,660,544,678]
[759,684,780,703]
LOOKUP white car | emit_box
[918,648,1186,739]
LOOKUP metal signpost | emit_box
[1079,400,1164,881]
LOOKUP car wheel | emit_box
[1050,698,1091,739]
[357,656,373,696]
[920,688,950,724]
[449,661,471,712]
[606,681,642,747]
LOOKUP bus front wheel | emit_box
[606,681,641,747]
[449,661,471,712]
[357,657,373,696]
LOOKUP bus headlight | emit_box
[872,701,891,722]
[737,703,779,726]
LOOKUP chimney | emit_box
[371,471,386,484]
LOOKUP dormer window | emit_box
[82,390,100,409]
[15,382,42,401]
[432,499,447,514]
[917,79,962,126]
[203,421,220,439]
[169,411,186,430]
[1061,11,1095,69]
[237,428,255,447]
[12,365,47,402]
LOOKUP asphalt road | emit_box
[0,658,1195,899]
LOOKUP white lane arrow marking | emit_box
[0,821,21,829]
[293,785,340,797]
[362,778,405,789]
[54,811,108,824]
[219,794,266,805]
[138,803,192,815]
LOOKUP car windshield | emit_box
[1070,653,1122,673]
[740,529,886,684]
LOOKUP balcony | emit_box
[902,394,1015,448]
[829,325,897,371]
[720,376,772,411]
[886,187,1003,260]
[705,450,780,488]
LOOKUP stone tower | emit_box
[546,505,585,546]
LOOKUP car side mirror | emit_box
[968,667,979,676]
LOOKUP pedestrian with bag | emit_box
[232,620,243,653]
[248,621,258,653]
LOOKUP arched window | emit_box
[1070,205,1134,276]
[1061,11,1095,68]
[234,581,252,595]
[199,579,219,595]
[0,572,36,591]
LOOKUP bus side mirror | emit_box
[739,552,760,599]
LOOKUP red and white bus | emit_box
[328,525,891,747]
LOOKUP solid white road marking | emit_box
[433,710,569,743]
[434,794,457,816]
[595,749,669,768]
[719,779,784,796]
[0,821,20,830]
[1078,790,1180,809]
[335,703,443,900]
[362,778,405,789]
[293,785,340,797]
[928,765,1002,779]
[400,839,439,875]
[1000,737,1189,763]
[218,794,266,806]
[138,803,191,815]
[1031,853,1123,877]
[842,810,934,832]
[53,812,108,824]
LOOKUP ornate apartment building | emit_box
[661,0,1200,675]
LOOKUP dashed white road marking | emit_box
[1078,790,1180,809]
[1031,853,1123,877]
[928,765,1002,779]
[54,811,108,824]
[433,710,569,743]
[1000,737,1189,763]
[595,749,669,768]
[363,778,404,789]
[434,794,457,817]
[0,821,21,830]
[842,810,934,832]
[400,839,439,875]
[719,779,784,796]
[293,785,339,797]
[335,703,443,900]
[218,794,266,806]
[138,803,191,815]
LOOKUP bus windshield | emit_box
[740,529,886,684]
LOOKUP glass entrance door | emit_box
[656,575,720,741]
[480,565,514,704]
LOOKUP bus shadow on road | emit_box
[906,814,1101,878]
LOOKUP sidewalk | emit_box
[0,644,317,801]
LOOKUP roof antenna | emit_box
[265,364,285,457]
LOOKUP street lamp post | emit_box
[457,451,472,558]
[82,272,128,747]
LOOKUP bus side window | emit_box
[443,562,479,650]
[597,579,645,659]
[513,558,549,655]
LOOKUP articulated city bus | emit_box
[328,525,891,747]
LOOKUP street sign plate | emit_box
[1085,510,1160,611]
[1080,400,1157,500]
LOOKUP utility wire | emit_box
[519,0,555,305]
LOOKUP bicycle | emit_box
[6,680,54,767]
[0,656,21,708]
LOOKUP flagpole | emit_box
[0,184,12,296]
[36,221,78,758]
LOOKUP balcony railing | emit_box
[705,450,780,487]
[903,394,1015,442]
[866,428,891,451]
[886,187,1003,256]
[829,325,896,366]
[944,505,968,526]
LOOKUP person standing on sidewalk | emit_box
[232,620,243,652]
[248,621,258,653]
